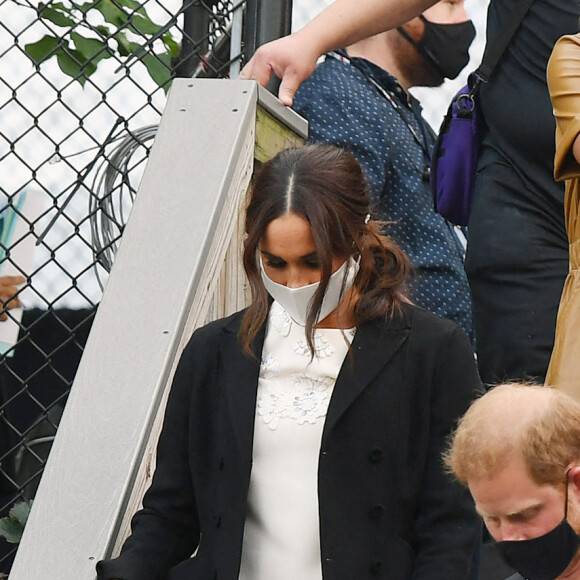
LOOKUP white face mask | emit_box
[260,256,359,326]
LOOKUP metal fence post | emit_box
[244,0,293,93]
[173,0,212,77]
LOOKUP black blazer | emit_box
[98,304,482,580]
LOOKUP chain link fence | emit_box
[0,0,299,572]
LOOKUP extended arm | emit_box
[240,0,437,106]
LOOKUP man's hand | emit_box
[0,275,25,321]
[239,0,437,106]
[239,31,321,107]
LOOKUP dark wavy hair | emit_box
[240,144,411,355]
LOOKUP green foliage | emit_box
[0,500,33,544]
[23,0,181,91]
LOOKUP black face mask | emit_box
[496,519,580,580]
[496,475,580,580]
[397,15,475,80]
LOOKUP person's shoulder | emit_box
[196,309,245,334]
[383,303,472,351]
[555,32,580,50]
[360,305,475,378]
[307,54,358,79]
[296,55,364,98]
[186,309,246,349]
[550,33,580,65]
[399,302,462,335]
[361,303,465,343]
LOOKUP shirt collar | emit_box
[330,48,420,111]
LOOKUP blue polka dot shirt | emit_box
[293,50,475,345]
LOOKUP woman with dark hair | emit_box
[98,144,481,580]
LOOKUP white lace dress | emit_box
[238,301,354,580]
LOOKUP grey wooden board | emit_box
[257,83,308,140]
[8,79,306,579]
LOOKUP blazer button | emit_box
[369,448,382,463]
[218,457,225,471]
[369,504,384,519]
[370,560,383,575]
[216,515,222,528]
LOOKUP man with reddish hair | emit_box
[446,383,580,580]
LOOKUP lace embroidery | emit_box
[257,373,334,430]
[260,353,279,379]
[270,302,292,337]
[293,334,335,357]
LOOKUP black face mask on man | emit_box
[397,15,475,80]
[496,476,580,580]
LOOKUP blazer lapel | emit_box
[322,311,411,441]
[220,317,265,472]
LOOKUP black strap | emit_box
[476,0,536,82]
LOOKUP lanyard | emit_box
[327,51,432,162]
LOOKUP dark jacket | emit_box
[98,304,482,580]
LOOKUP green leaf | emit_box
[94,0,128,27]
[130,13,161,36]
[46,2,70,11]
[114,31,140,57]
[0,501,31,544]
[71,31,111,64]
[95,24,113,38]
[24,35,61,64]
[120,0,141,10]
[142,52,172,91]
[0,517,23,544]
[38,5,77,27]
[78,1,97,14]
[9,501,32,526]
[162,33,180,57]
[56,47,98,85]
[134,3,150,18]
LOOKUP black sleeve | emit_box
[412,325,483,580]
